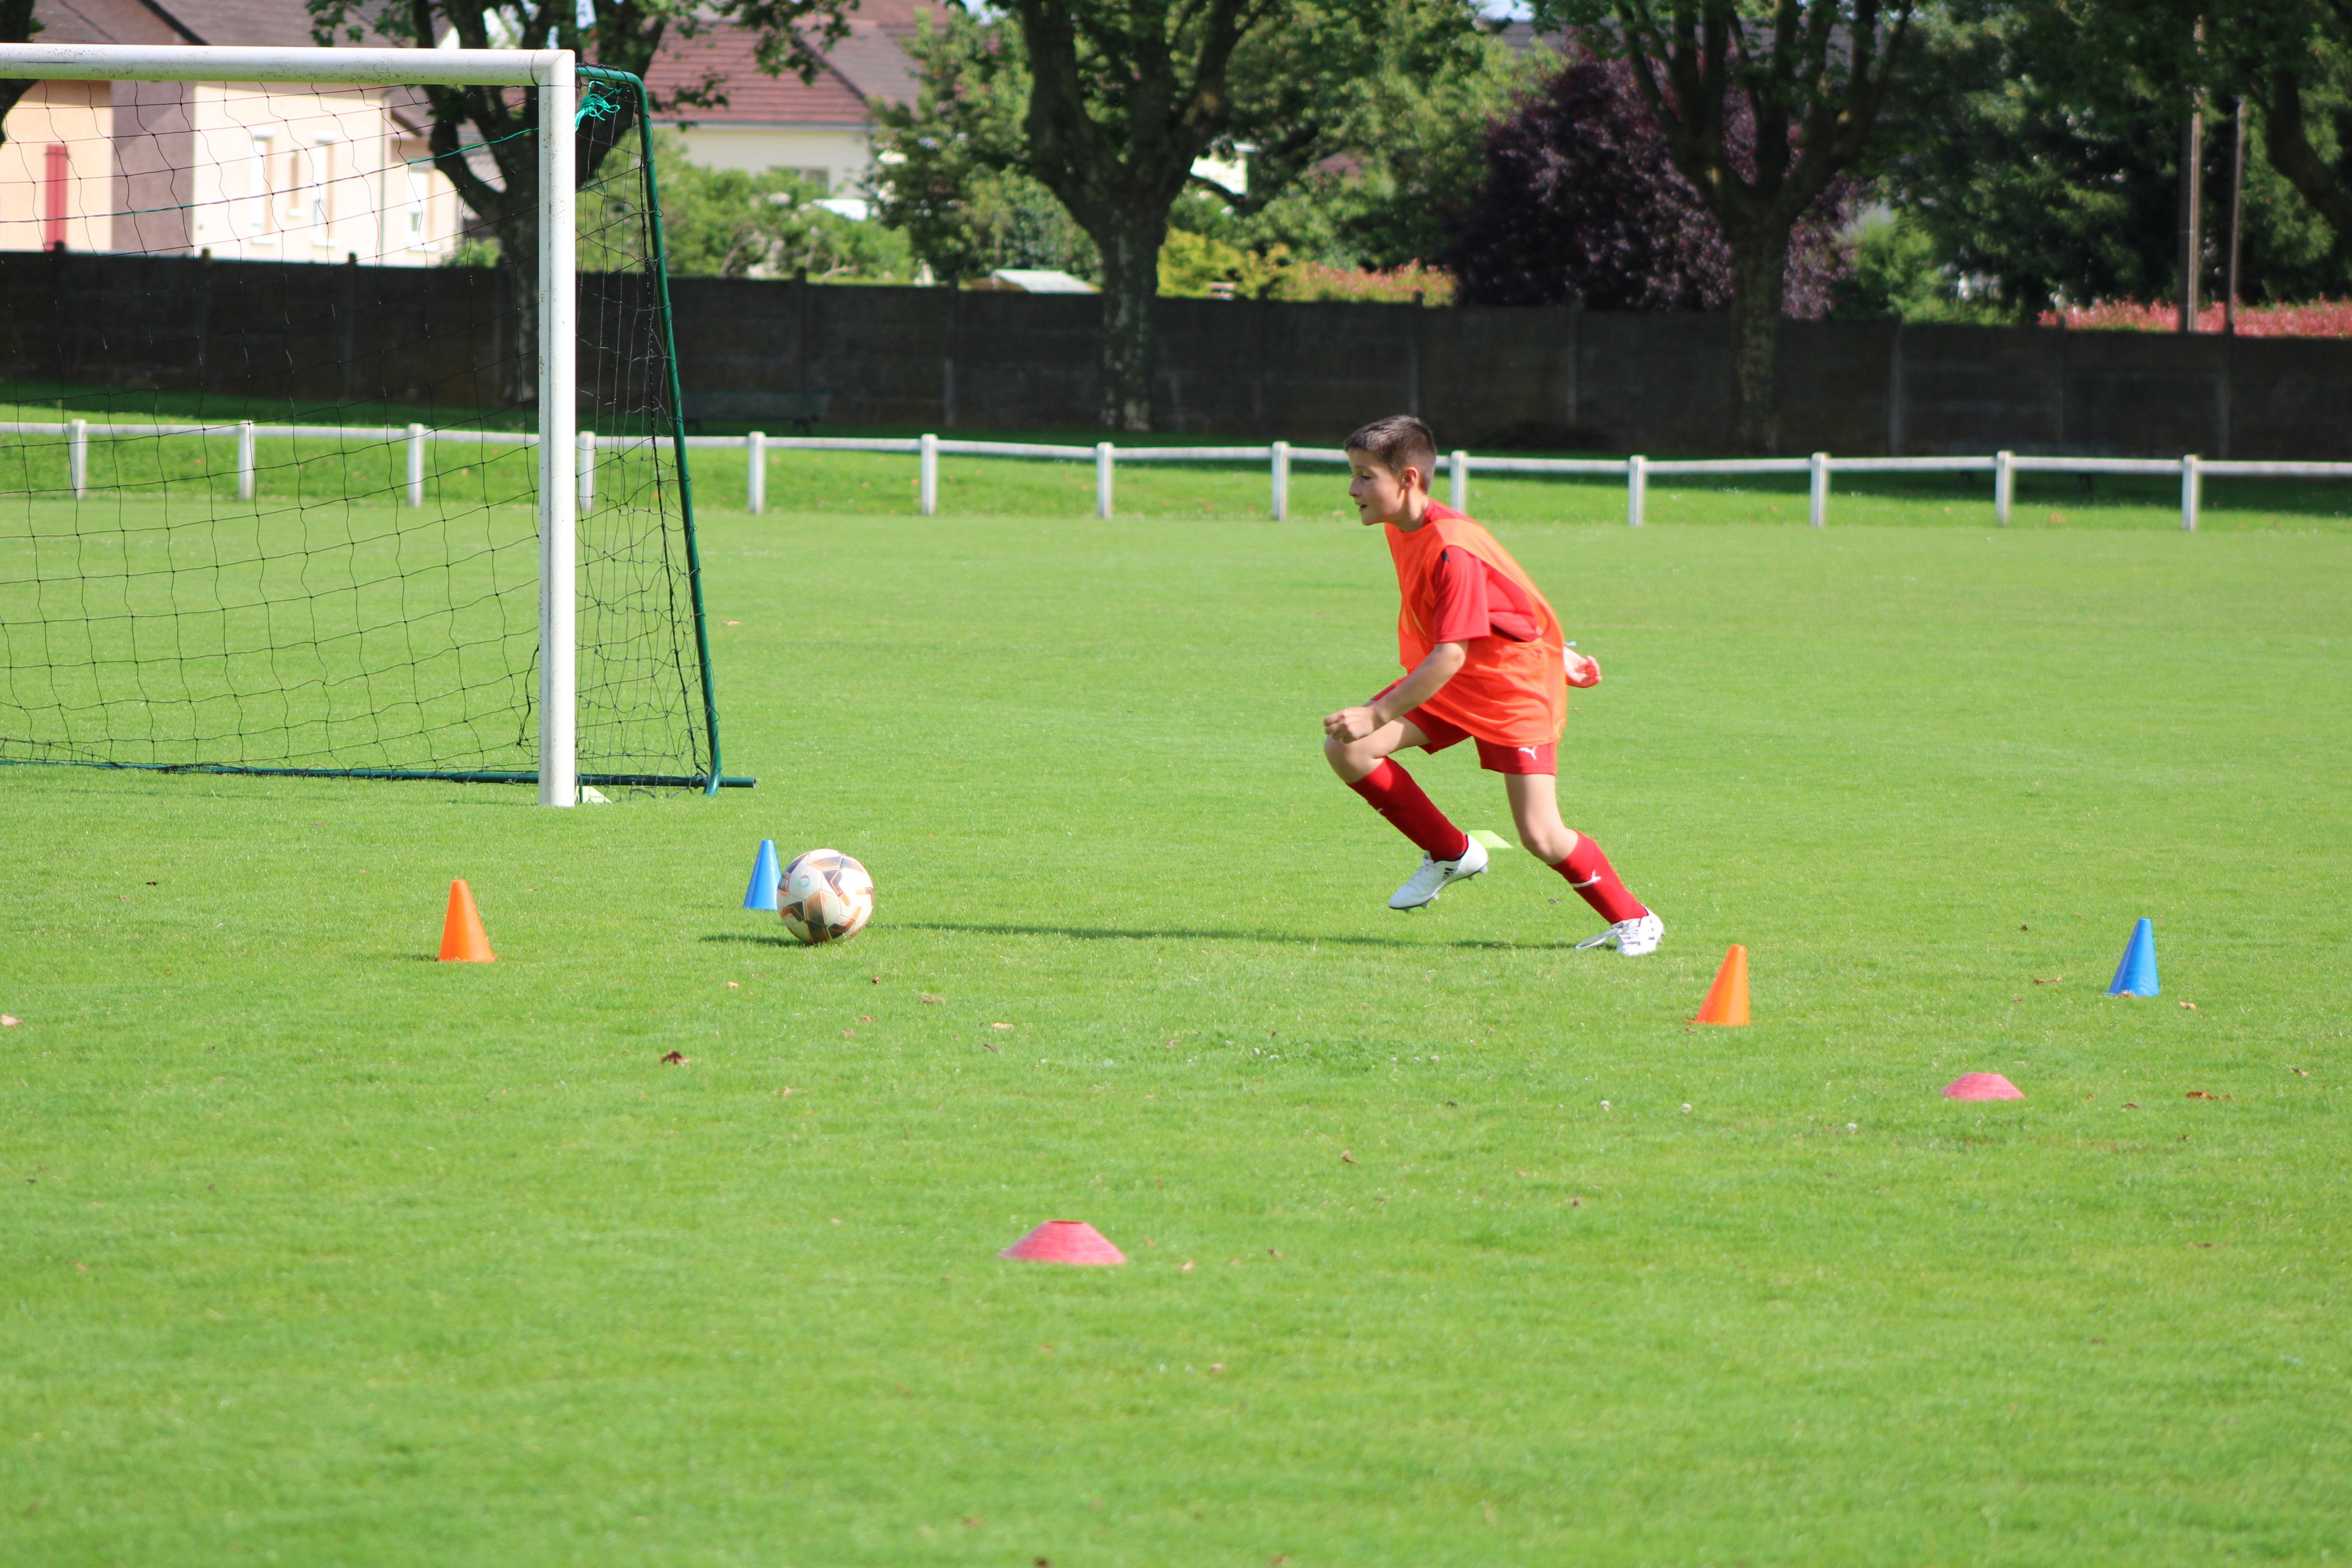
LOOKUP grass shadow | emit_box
[766,920,1589,953]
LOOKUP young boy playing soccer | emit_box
[1322,415,1661,955]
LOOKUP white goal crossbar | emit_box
[0,42,583,806]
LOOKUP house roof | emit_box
[32,0,200,45]
[144,0,326,45]
[29,0,430,135]
[27,0,939,112]
[646,10,932,128]
[24,0,928,135]
[32,0,397,48]
[821,19,921,106]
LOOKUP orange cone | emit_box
[438,878,495,963]
[1693,944,1749,1025]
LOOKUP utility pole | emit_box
[2178,93,2204,332]
[2224,96,2247,336]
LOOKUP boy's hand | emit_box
[1324,705,1382,742]
[1566,651,1602,688]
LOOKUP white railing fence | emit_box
[717,435,2351,531]
[2,419,600,506]
[9,421,2351,530]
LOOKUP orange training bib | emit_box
[1384,503,1567,747]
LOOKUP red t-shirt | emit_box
[1427,544,1544,645]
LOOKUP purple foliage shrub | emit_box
[1447,57,1855,316]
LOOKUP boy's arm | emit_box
[1324,641,1468,741]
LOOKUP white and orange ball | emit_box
[778,848,874,945]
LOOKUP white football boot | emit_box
[1387,836,1489,911]
[1576,910,1664,956]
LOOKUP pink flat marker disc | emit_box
[1943,1072,2025,1101]
[998,1220,1126,1266]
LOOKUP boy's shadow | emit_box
[702,923,1582,953]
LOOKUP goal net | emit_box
[0,44,734,803]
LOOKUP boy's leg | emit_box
[1321,713,1421,784]
[1503,772,1660,951]
[1326,717,1487,908]
[1325,717,1471,863]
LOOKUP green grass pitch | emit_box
[4,463,2350,1565]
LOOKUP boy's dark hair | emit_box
[1345,415,1437,484]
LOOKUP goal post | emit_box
[538,47,576,808]
[0,43,741,803]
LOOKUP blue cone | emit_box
[2106,917,2159,997]
[743,838,782,912]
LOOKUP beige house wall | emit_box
[0,80,116,253]
[176,84,461,265]
[2,79,460,263]
[664,122,873,192]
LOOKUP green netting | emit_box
[0,69,730,790]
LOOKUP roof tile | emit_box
[646,16,923,127]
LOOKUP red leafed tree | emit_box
[1447,57,1856,318]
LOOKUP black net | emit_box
[0,69,718,788]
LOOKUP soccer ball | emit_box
[778,848,874,945]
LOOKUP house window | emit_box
[280,145,306,232]
[250,132,274,239]
[795,167,831,192]
[405,170,433,251]
[308,141,334,247]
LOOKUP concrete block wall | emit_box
[0,250,509,408]
[9,251,2352,457]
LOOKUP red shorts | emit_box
[1378,682,1557,775]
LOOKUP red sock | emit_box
[1346,759,1470,862]
[1552,833,1647,923]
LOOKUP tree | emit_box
[666,172,912,281]
[876,0,1488,431]
[1536,0,1917,452]
[1877,9,2194,320]
[922,0,1269,430]
[870,18,1101,284]
[1140,28,1531,278]
[1446,55,1854,313]
[1828,209,1970,321]
[880,2,1516,291]
[1017,0,1259,429]
[308,0,849,402]
[1204,0,1527,271]
[1866,2,2351,320]
[582,131,911,278]
[1,0,40,149]
[2211,0,2352,244]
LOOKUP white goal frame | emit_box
[0,42,582,807]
